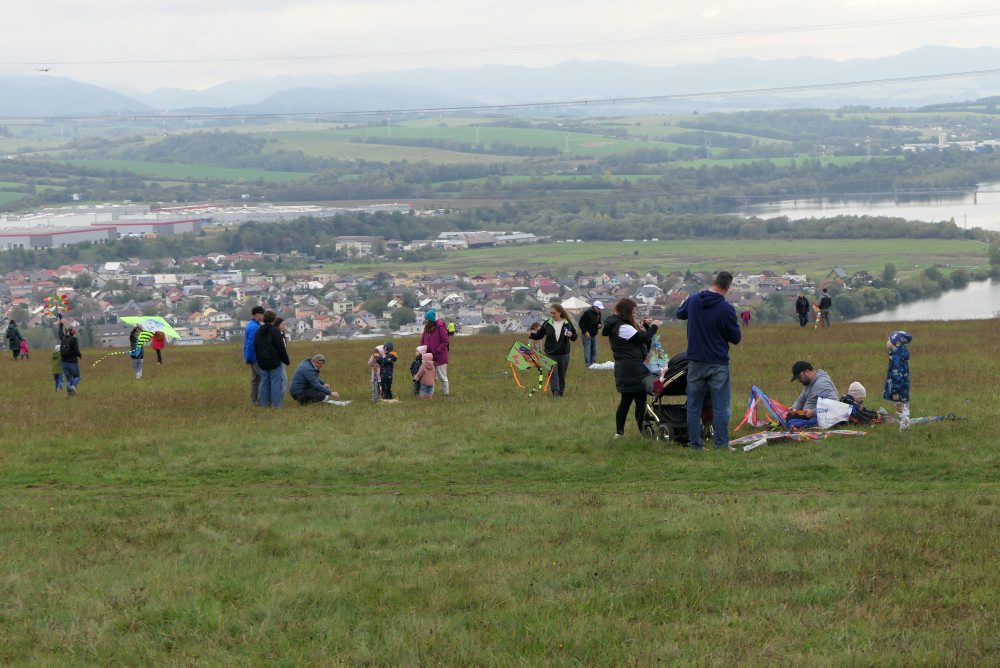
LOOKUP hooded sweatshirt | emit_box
[675,290,741,364]
[414,352,436,387]
[791,369,839,413]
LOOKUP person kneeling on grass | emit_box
[289,354,351,406]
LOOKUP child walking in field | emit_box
[380,341,398,401]
[414,346,436,398]
[19,338,29,360]
[151,330,166,365]
[740,307,752,328]
[410,345,426,396]
[368,345,384,402]
[883,330,912,430]
[51,344,63,391]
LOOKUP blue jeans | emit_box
[419,384,434,398]
[686,361,732,448]
[258,367,285,408]
[581,333,598,367]
[61,361,80,391]
[54,374,63,391]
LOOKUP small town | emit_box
[0,227,874,351]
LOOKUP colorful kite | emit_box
[118,316,181,339]
[506,341,556,397]
[734,385,792,432]
[812,303,823,329]
[41,293,72,317]
[729,429,868,448]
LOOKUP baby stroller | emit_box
[641,352,714,445]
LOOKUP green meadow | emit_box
[0,320,996,663]
[336,238,989,277]
[62,160,313,183]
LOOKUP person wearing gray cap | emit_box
[577,301,604,368]
[289,354,350,405]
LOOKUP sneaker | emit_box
[326,400,352,406]
[613,433,622,439]
[67,386,76,396]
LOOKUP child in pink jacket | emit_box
[414,348,436,398]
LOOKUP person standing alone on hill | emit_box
[795,291,811,327]
[676,271,742,449]
[420,310,451,396]
[818,288,833,327]
[577,301,603,368]
[243,305,265,406]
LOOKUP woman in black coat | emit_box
[528,303,578,397]
[602,298,660,436]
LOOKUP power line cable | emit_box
[3,67,1000,123]
[3,10,997,67]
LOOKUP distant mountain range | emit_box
[3,45,1000,118]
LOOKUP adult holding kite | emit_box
[5,320,23,361]
[420,310,451,396]
[528,303,578,398]
[818,288,833,328]
[603,298,660,437]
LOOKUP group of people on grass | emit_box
[524,270,911,447]
[243,306,452,408]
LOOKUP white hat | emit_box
[847,382,866,401]
[593,301,604,309]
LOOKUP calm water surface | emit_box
[742,183,1000,232]
[852,279,1000,322]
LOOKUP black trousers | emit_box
[549,353,569,396]
[616,390,648,435]
[797,312,809,327]
[381,375,394,400]
[292,388,328,404]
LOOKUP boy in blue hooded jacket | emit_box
[883,330,912,430]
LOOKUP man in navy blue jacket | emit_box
[676,271,742,449]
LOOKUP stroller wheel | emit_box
[657,425,671,443]
[641,423,657,439]
[701,424,714,441]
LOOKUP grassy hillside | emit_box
[0,320,996,663]
[334,238,989,276]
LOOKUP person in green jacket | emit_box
[51,345,64,391]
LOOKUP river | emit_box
[851,278,1000,322]
[742,183,1000,232]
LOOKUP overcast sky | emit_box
[3,1,999,91]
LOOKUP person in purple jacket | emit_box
[676,271,742,450]
[419,310,450,396]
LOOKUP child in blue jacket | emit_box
[883,331,912,430]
